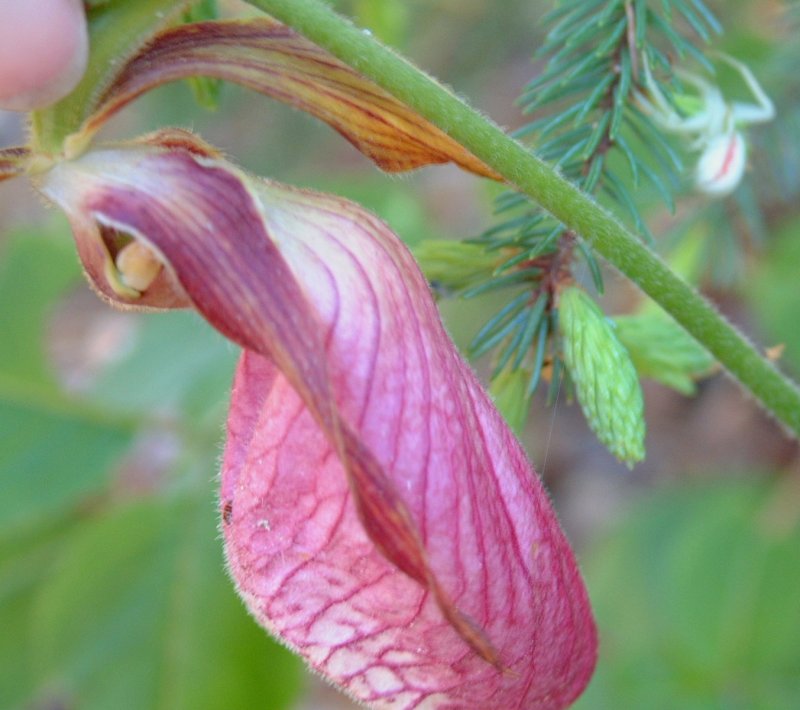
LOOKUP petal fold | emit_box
[41,140,596,708]
[83,19,498,178]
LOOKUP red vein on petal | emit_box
[43,144,502,668]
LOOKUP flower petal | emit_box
[0,146,30,182]
[41,141,596,708]
[225,183,597,708]
[82,19,498,178]
[40,132,502,664]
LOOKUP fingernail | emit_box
[0,0,88,111]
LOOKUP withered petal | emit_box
[83,19,499,178]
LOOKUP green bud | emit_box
[412,240,501,294]
[559,287,645,466]
[615,313,716,395]
[490,367,532,435]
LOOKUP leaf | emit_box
[0,223,81,386]
[83,19,498,177]
[0,398,133,535]
[32,495,303,710]
[0,227,134,535]
[0,518,76,709]
[489,367,531,434]
[745,217,800,375]
[575,479,800,709]
[614,312,715,395]
[85,310,237,422]
[182,0,224,110]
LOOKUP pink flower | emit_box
[9,16,597,708]
[40,129,596,708]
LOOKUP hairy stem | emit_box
[247,0,800,435]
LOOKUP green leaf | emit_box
[0,226,134,535]
[353,0,409,46]
[576,479,800,709]
[489,367,531,435]
[614,312,715,395]
[412,239,500,294]
[0,223,81,387]
[32,495,303,710]
[0,518,77,709]
[85,310,237,423]
[0,398,133,535]
[182,0,224,110]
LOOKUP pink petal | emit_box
[41,142,596,708]
[224,184,597,707]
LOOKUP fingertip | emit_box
[0,0,88,111]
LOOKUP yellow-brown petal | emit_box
[82,19,499,178]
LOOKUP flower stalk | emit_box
[246,0,800,436]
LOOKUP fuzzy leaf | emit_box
[615,313,716,395]
[489,367,532,434]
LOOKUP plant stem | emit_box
[247,0,800,435]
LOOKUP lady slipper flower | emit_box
[7,15,597,709]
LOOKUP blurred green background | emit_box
[1,0,799,708]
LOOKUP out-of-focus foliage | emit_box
[576,479,800,709]
[0,226,302,710]
[746,215,800,377]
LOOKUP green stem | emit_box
[247,0,800,435]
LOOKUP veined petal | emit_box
[0,146,30,182]
[82,19,498,178]
[41,140,596,708]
